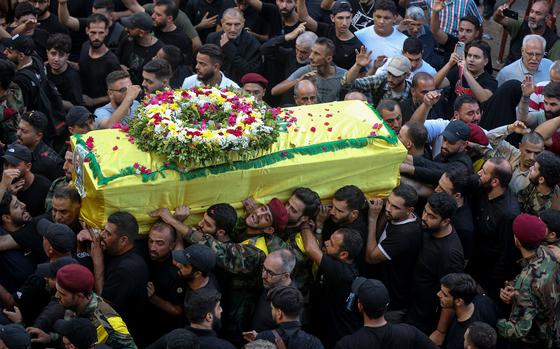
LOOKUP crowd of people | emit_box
[0,0,560,347]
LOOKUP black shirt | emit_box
[154,27,193,64]
[453,203,474,261]
[7,215,48,264]
[257,321,324,349]
[242,6,268,39]
[47,64,83,106]
[400,96,445,123]
[184,0,235,43]
[79,43,121,99]
[187,326,236,349]
[439,35,493,75]
[17,174,51,217]
[446,67,497,114]
[117,38,164,84]
[413,151,473,185]
[335,323,439,349]
[0,229,35,292]
[170,64,193,89]
[13,56,46,112]
[31,141,65,182]
[316,22,362,70]
[260,3,300,38]
[38,14,70,35]
[406,230,464,334]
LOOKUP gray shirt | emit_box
[288,65,347,103]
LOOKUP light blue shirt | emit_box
[496,58,553,87]
[94,100,139,129]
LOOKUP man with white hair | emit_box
[400,6,442,69]
[496,34,553,87]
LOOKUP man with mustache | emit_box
[181,44,239,89]
[518,81,560,129]
[78,14,121,109]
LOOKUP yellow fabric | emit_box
[71,101,407,233]
[294,232,305,253]
[241,236,269,255]
[96,316,130,343]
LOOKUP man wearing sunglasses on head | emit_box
[94,70,141,129]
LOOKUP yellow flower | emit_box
[168,123,176,131]
[202,130,214,139]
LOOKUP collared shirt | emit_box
[426,0,483,37]
[517,183,560,215]
[181,72,240,90]
[496,58,554,87]
[343,71,412,106]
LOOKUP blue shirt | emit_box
[94,100,139,128]
[496,58,553,87]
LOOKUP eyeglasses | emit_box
[110,87,128,93]
[523,51,544,59]
[262,266,285,277]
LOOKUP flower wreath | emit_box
[128,87,281,166]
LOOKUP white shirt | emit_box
[375,59,437,82]
[181,72,240,89]
[355,26,407,68]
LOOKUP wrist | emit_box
[436,329,447,335]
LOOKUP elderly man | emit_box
[400,6,442,69]
[496,35,554,87]
[293,79,317,106]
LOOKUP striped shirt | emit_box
[426,0,483,37]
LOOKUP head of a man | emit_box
[53,318,97,349]
[55,264,94,312]
[404,6,425,37]
[32,0,50,18]
[285,187,320,226]
[410,72,435,105]
[309,37,334,68]
[17,111,47,149]
[0,192,30,229]
[295,31,317,65]
[85,14,109,49]
[521,35,546,72]
[513,213,547,251]
[276,0,296,17]
[3,34,35,65]
[148,221,176,262]
[156,45,184,73]
[543,81,560,120]
[184,288,223,330]
[152,0,178,29]
[421,192,457,233]
[2,144,32,184]
[39,219,76,258]
[66,106,95,134]
[434,165,469,203]
[540,209,560,244]
[376,99,402,133]
[100,211,138,256]
[528,151,560,188]
[46,33,71,73]
[385,55,411,91]
[477,157,513,193]
[197,203,237,239]
[344,91,368,101]
[122,12,153,40]
[549,60,560,82]
[453,95,481,124]
[402,37,423,72]
[92,0,115,24]
[221,8,245,40]
[241,73,268,101]
[172,244,216,281]
[245,198,288,235]
[14,2,37,35]
[385,184,417,223]
[323,228,363,262]
[195,44,223,84]
[457,15,481,43]
[330,1,353,35]
[465,40,489,75]
[329,185,366,225]
[464,322,497,349]
[106,70,132,106]
[372,0,397,37]
[294,79,318,106]
[62,151,73,181]
[352,277,390,320]
[261,249,294,289]
[52,187,81,227]
[527,0,551,31]
[398,121,427,154]
[437,273,477,310]
[441,120,470,158]
[142,59,171,94]
[268,286,304,324]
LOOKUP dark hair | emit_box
[267,286,304,318]
[105,70,129,86]
[521,131,544,146]
[93,0,115,11]
[334,185,366,211]
[539,209,560,235]
[86,13,109,29]
[535,151,560,187]
[376,99,399,114]
[392,184,418,208]
[0,59,16,90]
[166,329,199,349]
[46,33,72,54]
[466,322,497,349]
[293,187,321,218]
[488,157,513,189]
[0,191,13,217]
[427,192,457,220]
[155,0,179,19]
[150,220,177,242]
[466,40,491,60]
[440,273,478,305]
[14,2,36,19]
[53,187,81,205]
[107,211,139,241]
[337,228,363,260]
[453,94,479,112]
[373,0,397,15]
[459,15,482,31]
[184,288,221,324]
[22,111,48,134]
[197,44,224,66]
[143,59,172,81]
[402,122,426,149]
[443,164,470,197]
[160,45,184,70]
[403,37,423,55]
[314,37,335,57]
[543,81,560,99]
[207,203,237,235]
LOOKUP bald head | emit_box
[550,60,560,81]
[344,91,367,101]
[294,79,317,106]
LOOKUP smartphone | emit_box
[455,42,465,57]
[503,8,519,20]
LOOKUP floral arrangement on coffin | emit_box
[128,87,281,166]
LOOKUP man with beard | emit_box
[517,151,560,215]
[142,59,171,95]
[32,0,68,34]
[94,70,141,129]
[365,184,421,323]
[206,8,262,84]
[405,192,464,346]
[244,0,300,39]
[181,44,239,89]
[376,99,402,134]
[494,0,559,65]
[8,2,50,61]
[466,157,520,304]
[400,72,444,123]
[79,14,121,109]
[518,81,560,128]
[152,0,192,59]
[84,211,149,346]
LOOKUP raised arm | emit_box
[296,0,318,32]
[320,0,334,10]
[98,85,141,129]
[342,46,372,85]
[492,3,511,27]
[430,0,448,45]
[433,52,458,88]
[517,75,539,128]
[460,60,493,102]
[535,116,560,142]
[365,199,388,264]
[57,0,80,31]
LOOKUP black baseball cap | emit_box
[172,244,216,274]
[121,12,153,31]
[38,219,76,253]
[331,0,353,14]
[351,277,389,313]
[442,120,471,143]
[53,318,97,349]
[36,256,78,278]
[0,324,31,349]
[66,106,94,126]
[2,144,32,165]
[4,34,35,56]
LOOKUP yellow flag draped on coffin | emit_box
[70,100,407,233]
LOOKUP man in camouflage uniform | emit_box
[0,59,24,146]
[540,209,560,248]
[497,213,560,349]
[517,151,560,215]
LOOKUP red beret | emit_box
[513,213,546,249]
[240,73,268,89]
[56,264,94,294]
[468,123,489,146]
[267,198,288,234]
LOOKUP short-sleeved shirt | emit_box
[183,0,235,42]
[446,67,497,113]
[17,175,51,218]
[504,19,559,64]
[144,4,199,40]
[335,324,439,349]
[316,22,362,70]
[496,58,553,87]
[79,43,122,98]
[94,100,139,128]
[117,39,164,84]
[47,64,83,106]
[181,72,239,89]
[288,65,347,103]
[354,26,407,67]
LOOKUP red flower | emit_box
[324,122,330,126]
[83,157,90,163]
[322,147,327,152]
[281,151,288,157]
[133,162,140,169]
[310,127,316,133]
[325,113,333,118]
[327,128,333,132]
[370,131,377,136]
[337,136,342,140]
[112,146,118,151]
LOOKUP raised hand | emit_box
[355,46,373,68]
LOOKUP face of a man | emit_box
[52,197,80,227]
[148,228,174,261]
[245,205,274,230]
[173,260,195,280]
[309,43,329,67]
[295,44,312,64]
[329,199,352,224]
[142,71,165,95]
[386,72,406,90]
[543,96,560,120]
[437,285,454,308]
[435,173,455,196]
[323,231,344,257]
[519,141,544,170]
[332,11,352,34]
[294,82,317,106]
[405,17,422,37]
[385,193,409,223]
[195,53,216,83]
[63,151,73,180]
[8,195,31,226]
[441,137,463,158]
[33,0,50,17]
[276,0,295,16]
[397,124,411,149]
[380,105,402,133]
[55,283,79,309]
[528,161,542,185]
[222,15,244,40]
[16,120,41,147]
[411,78,435,104]
[152,5,169,28]
[457,20,478,43]
[100,222,120,255]
[455,102,481,124]
[527,1,548,30]
[421,203,443,232]
[198,213,218,235]
[86,21,108,48]
[261,254,286,289]
[465,46,487,75]
[477,161,495,192]
[242,83,265,101]
[285,195,306,224]
[47,48,68,72]
[404,51,422,71]
[373,9,395,36]
[108,78,132,105]
[16,14,37,35]
[2,47,21,64]
[522,40,544,72]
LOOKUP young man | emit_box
[142,59,172,95]
[517,151,560,215]
[94,70,141,129]
[46,33,82,109]
[463,322,497,349]
[181,44,239,89]
[152,0,192,60]
[241,72,268,101]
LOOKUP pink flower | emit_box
[322,147,327,152]
[112,146,118,151]
[327,128,333,132]
[84,157,90,163]
[281,151,288,157]
[133,162,140,169]
[370,131,377,136]
[164,163,171,167]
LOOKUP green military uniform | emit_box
[0,82,23,145]
[281,227,314,297]
[517,184,560,216]
[45,176,70,212]
[497,246,560,348]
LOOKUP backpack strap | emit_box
[272,329,287,349]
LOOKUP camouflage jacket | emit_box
[0,82,23,145]
[517,183,560,216]
[496,246,560,348]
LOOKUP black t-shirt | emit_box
[117,39,164,84]
[170,64,193,89]
[347,0,375,32]
[17,174,51,218]
[13,56,46,112]
[439,35,493,75]
[406,230,464,334]
[38,14,70,35]
[445,66,497,115]
[452,203,474,261]
[242,6,269,38]
[7,215,48,264]
[184,0,235,43]
[79,43,121,98]
[0,229,36,292]
[375,219,421,310]
[335,323,439,349]
[316,22,362,70]
[48,0,92,56]
[154,27,193,63]
[31,141,65,182]
[444,294,499,349]
[260,3,301,38]
[47,64,83,106]
[323,212,369,273]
